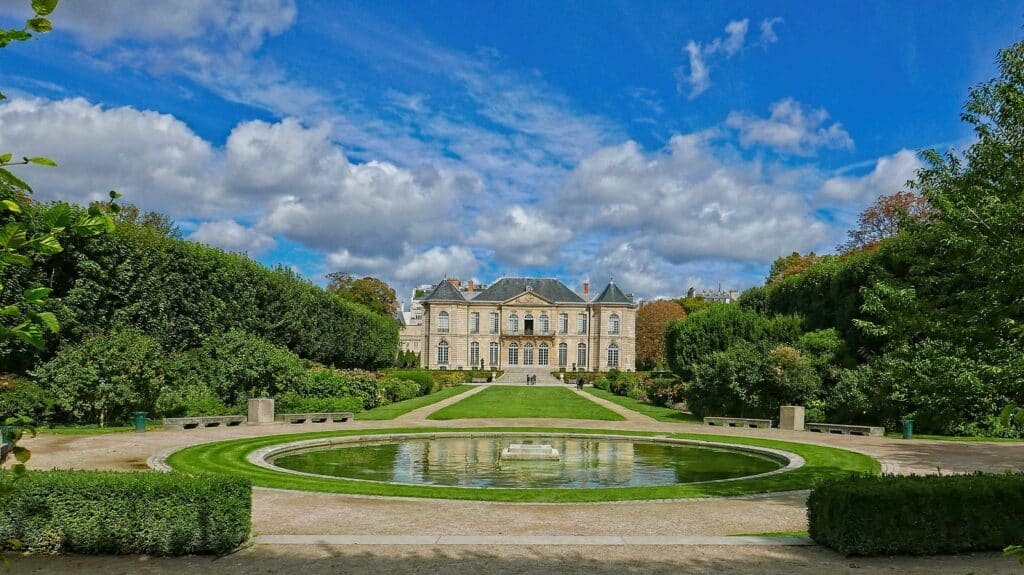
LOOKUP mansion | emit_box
[398,277,638,372]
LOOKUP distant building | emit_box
[686,285,740,304]
[399,277,638,371]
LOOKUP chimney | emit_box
[583,282,590,298]
[466,280,474,293]
[447,277,461,289]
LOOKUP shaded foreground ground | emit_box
[5,545,1018,574]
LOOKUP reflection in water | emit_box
[272,436,782,488]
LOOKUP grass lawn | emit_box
[38,423,164,435]
[165,426,879,502]
[883,432,1023,442]
[730,530,809,538]
[426,385,624,421]
[585,387,700,423]
[358,385,475,420]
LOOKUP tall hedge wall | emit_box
[0,470,251,555]
[0,205,398,371]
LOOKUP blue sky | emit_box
[0,1,1020,302]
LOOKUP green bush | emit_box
[379,377,420,403]
[32,329,163,426]
[387,369,435,395]
[154,383,234,417]
[298,368,382,410]
[0,375,55,422]
[0,470,251,555]
[807,473,1024,556]
[274,392,363,414]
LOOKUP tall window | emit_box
[437,311,449,333]
[489,342,499,366]
[558,343,567,367]
[607,343,619,368]
[508,342,519,365]
[609,313,620,335]
[524,313,534,334]
[470,312,480,334]
[437,340,449,365]
[577,343,588,368]
[490,312,499,334]
[538,343,549,366]
[559,313,568,334]
[508,314,519,334]
[470,342,480,367]
[523,343,534,365]
[539,314,549,334]
[577,313,587,334]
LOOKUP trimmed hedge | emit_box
[0,470,251,555]
[808,473,1024,556]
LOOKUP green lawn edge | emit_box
[427,386,625,421]
[357,385,476,420]
[584,387,700,423]
[165,426,879,502]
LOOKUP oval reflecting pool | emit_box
[270,435,784,488]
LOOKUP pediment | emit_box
[502,290,554,306]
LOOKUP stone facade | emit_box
[400,277,638,372]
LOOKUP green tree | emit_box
[326,272,399,316]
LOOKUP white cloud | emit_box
[558,134,829,264]
[190,219,275,254]
[677,17,780,99]
[326,244,479,286]
[0,97,225,215]
[725,99,854,155]
[470,206,572,266]
[819,149,921,204]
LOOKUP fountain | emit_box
[500,443,560,461]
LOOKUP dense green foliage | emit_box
[0,470,251,555]
[808,473,1024,556]
[666,38,1024,435]
[0,206,398,372]
[0,375,53,422]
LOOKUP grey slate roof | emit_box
[471,278,585,303]
[592,281,634,305]
[421,280,466,302]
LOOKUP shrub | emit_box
[274,392,363,414]
[0,375,55,422]
[163,330,306,408]
[154,383,234,417]
[0,470,251,555]
[387,369,435,395]
[33,329,163,426]
[379,377,420,403]
[298,368,382,410]
[807,473,1024,556]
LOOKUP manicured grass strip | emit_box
[883,432,1023,442]
[165,426,879,502]
[39,424,164,435]
[730,530,809,538]
[358,385,476,420]
[585,387,700,423]
[426,386,624,421]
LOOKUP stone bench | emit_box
[703,416,773,429]
[277,412,355,424]
[163,415,246,430]
[806,422,884,437]
[470,377,488,383]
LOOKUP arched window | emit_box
[437,311,449,333]
[437,340,449,365]
[538,343,549,366]
[577,343,588,368]
[539,314,549,334]
[489,342,499,366]
[523,342,534,365]
[508,342,519,365]
[609,313,620,335]
[558,343,568,367]
[607,343,619,368]
[508,314,519,334]
[470,342,480,367]
[524,313,534,334]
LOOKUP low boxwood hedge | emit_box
[0,470,251,555]
[808,473,1024,556]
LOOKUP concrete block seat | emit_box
[703,416,773,429]
[470,378,488,383]
[277,412,355,424]
[163,415,246,430]
[806,422,884,437]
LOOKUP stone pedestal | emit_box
[780,405,805,431]
[248,398,275,425]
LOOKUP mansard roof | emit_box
[421,280,466,302]
[471,278,585,304]
[592,280,634,305]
